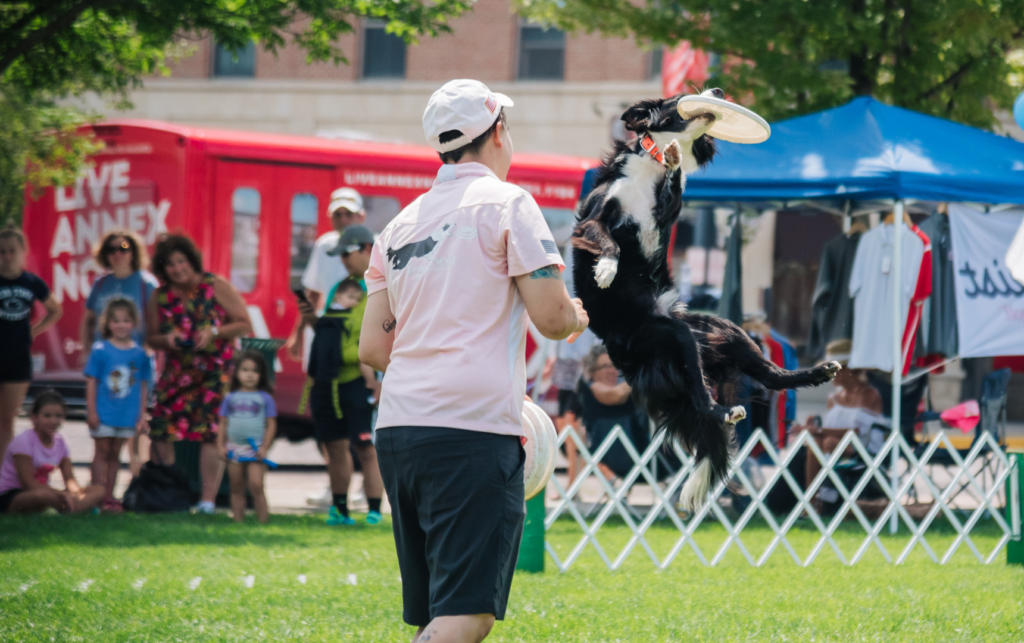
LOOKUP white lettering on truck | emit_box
[49,160,170,303]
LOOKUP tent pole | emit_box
[890,200,905,535]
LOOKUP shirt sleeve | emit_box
[365,238,388,296]
[56,435,70,463]
[301,241,322,292]
[848,233,867,299]
[83,344,103,379]
[262,392,278,418]
[501,192,565,277]
[29,272,51,303]
[218,394,231,417]
[85,274,102,311]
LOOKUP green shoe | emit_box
[366,510,383,525]
[326,506,355,526]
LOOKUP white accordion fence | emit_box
[545,426,1020,571]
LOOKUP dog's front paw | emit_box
[594,257,618,288]
[663,139,681,172]
[822,360,842,382]
[724,405,746,425]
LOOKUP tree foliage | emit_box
[516,0,1024,128]
[0,0,471,222]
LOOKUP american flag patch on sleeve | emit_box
[541,240,558,254]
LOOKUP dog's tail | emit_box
[629,335,733,513]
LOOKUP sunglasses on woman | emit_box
[106,240,132,254]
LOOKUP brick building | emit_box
[84,0,663,158]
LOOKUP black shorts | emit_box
[309,377,374,445]
[0,349,31,383]
[557,388,582,417]
[375,426,526,626]
[0,488,23,513]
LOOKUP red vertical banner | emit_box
[662,42,710,98]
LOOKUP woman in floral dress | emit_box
[146,234,252,513]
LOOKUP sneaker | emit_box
[194,501,216,515]
[326,506,355,526]
[102,498,124,514]
[306,486,332,507]
[366,510,383,525]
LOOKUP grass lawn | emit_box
[1,512,1022,642]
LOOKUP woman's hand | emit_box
[193,326,214,351]
[163,330,185,350]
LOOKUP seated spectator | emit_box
[579,345,650,481]
[789,339,887,512]
[0,391,104,514]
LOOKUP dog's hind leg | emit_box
[719,330,840,389]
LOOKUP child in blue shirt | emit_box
[83,298,151,512]
[217,350,277,524]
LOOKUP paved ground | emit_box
[14,383,1021,516]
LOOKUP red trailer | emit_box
[21,120,595,422]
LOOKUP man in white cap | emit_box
[360,79,588,643]
[287,187,366,362]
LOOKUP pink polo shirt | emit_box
[365,162,564,436]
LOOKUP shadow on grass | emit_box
[0,512,386,552]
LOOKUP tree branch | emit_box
[0,0,102,77]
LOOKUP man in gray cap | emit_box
[287,187,366,362]
[299,224,384,526]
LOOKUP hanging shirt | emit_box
[365,162,564,436]
[807,232,861,360]
[899,226,932,376]
[848,223,924,372]
[914,212,958,360]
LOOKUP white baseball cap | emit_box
[328,187,363,216]
[423,79,514,153]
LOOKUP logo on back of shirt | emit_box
[386,224,454,270]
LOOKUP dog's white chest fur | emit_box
[606,155,674,258]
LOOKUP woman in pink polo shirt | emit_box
[360,80,588,643]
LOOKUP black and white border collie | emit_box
[572,88,840,511]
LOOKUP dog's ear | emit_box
[691,134,718,169]
[621,100,660,132]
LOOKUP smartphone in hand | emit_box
[292,288,310,306]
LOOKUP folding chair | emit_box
[915,368,1011,508]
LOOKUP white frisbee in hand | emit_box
[677,95,771,144]
[521,399,557,500]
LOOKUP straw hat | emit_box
[823,339,852,367]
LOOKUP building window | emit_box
[649,47,663,80]
[363,20,406,79]
[518,23,565,81]
[290,194,319,291]
[213,40,256,78]
[231,188,261,293]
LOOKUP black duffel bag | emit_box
[122,458,192,513]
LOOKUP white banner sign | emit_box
[950,204,1024,357]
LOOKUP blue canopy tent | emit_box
[680,98,1024,532]
[684,96,1024,205]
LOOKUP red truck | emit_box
[21,119,594,424]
